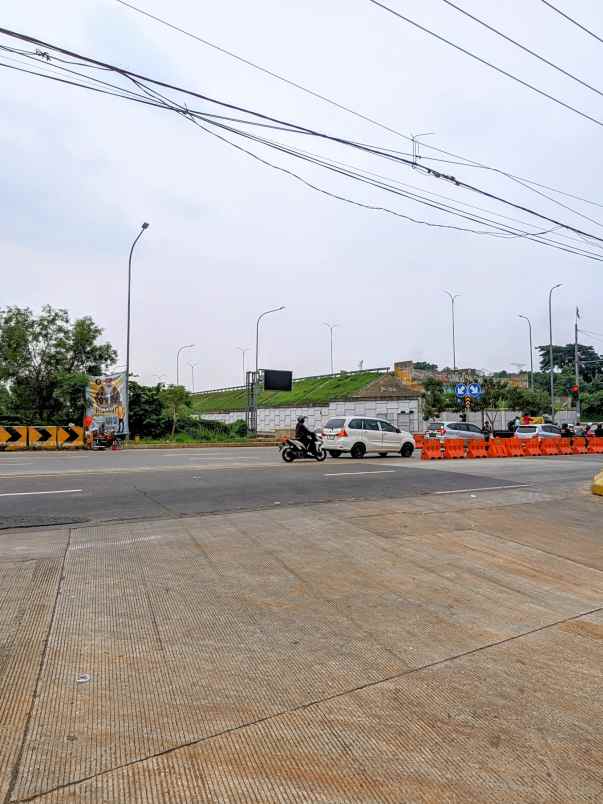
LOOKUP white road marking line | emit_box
[325,470,397,477]
[0,489,83,497]
[433,484,531,495]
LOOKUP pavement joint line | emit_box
[5,525,72,804]
[433,484,532,495]
[324,470,397,477]
[0,489,83,498]
[13,603,603,804]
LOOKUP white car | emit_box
[321,416,415,458]
[514,423,562,439]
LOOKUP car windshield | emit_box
[516,426,537,433]
[324,418,345,430]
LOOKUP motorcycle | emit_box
[280,435,327,462]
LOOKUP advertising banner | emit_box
[86,372,128,434]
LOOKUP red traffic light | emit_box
[571,385,579,393]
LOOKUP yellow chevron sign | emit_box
[28,426,58,449]
[57,426,84,448]
[0,426,27,450]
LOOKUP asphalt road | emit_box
[0,447,600,528]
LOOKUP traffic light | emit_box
[570,384,579,399]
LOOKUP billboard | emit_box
[264,370,293,391]
[86,372,128,434]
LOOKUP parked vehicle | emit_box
[514,424,561,439]
[321,417,415,458]
[280,436,327,462]
[424,421,485,445]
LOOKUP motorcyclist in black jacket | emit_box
[295,416,317,456]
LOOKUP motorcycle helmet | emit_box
[297,416,305,423]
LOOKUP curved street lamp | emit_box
[443,290,461,371]
[323,322,339,375]
[125,222,150,431]
[255,306,285,377]
[518,315,534,390]
[176,344,195,386]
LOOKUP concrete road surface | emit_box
[0,447,601,528]
[0,470,601,803]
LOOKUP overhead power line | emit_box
[540,0,603,46]
[366,0,603,128]
[1,27,603,262]
[439,0,603,99]
[112,0,603,219]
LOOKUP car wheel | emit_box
[350,442,366,459]
[400,442,414,458]
[328,450,342,458]
[378,452,388,457]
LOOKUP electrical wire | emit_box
[540,0,603,46]
[2,30,603,261]
[112,0,603,217]
[366,0,603,127]
[439,0,603,98]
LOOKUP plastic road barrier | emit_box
[443,438,465,459]
[422,439,442,460]
[572,437,587,455]
[467,440,488,458]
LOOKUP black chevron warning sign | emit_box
[57,426,84,448]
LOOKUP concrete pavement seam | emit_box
[4,527,72,804]
[12,603,603,803]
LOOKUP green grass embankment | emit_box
[192,372,382,414]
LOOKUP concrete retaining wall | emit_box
[199,398,422,433]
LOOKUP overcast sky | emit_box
[2,0,602,390]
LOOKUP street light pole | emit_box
[518,315,534,390]
[236,347,249,383]
[548,283,562,421]
[125,222,149,435]
[250,306,285,434]
[188,361,199,393]
[443,291,460,371]
[255,306,285,378]
[323,322,339,375]
[176,344,195,386]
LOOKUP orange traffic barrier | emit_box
[587,436,603,454]
[539,438,560,456]
[521,438,540,456]
[421,439,442,460]
[559,437,573,455]
[443,438,465,459]
[506,437,523,457]
[413,433,424,449]
[486,438,507,458]
[572,437,587,455]
[467,439,488,458]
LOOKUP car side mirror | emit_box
[395,428,400,433]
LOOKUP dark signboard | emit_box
[264,370,293,391]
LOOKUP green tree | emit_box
[537,343,601,382]
[422,378,448,420]
[0,306,116,423]
[128,382,170,438]
[160,385,191,438]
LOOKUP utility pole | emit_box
[575,307,581,419]
[548,283,562,421]
[188,361,199,393]
[237,347,249,384]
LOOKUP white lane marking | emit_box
[325,470,397,477]
[0,489,83,497]
[433,484,531,495]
